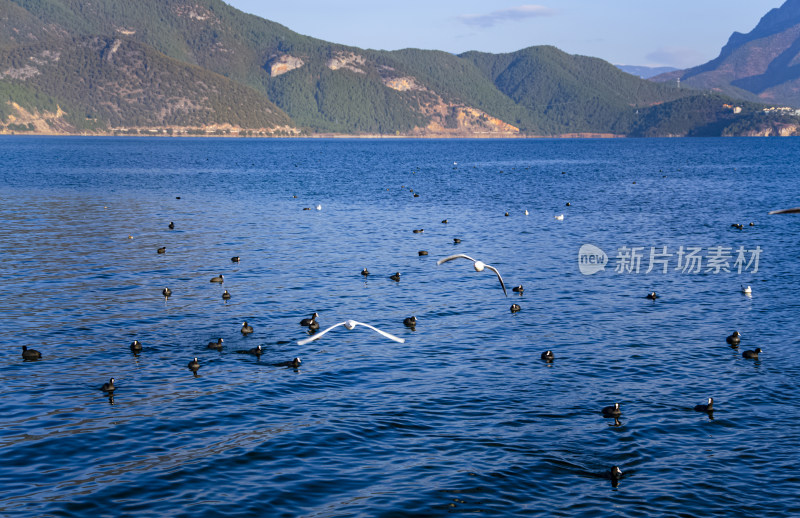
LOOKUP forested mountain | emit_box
[0,36,292,133]
[461,46,689,135]
[1,0,798,136]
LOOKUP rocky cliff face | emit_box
[0,102,73,134]
[326,52,366,74]
[653,0,800,106]
[267,55,304,77]
[419,104,519,136]
[724,121,800,137]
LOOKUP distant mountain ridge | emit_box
[653,0,800,107]
[616,65,678,79]
[1,0,799,137]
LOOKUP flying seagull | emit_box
[768,207,800,214]
[297,319,405,346]
[436,254,508,296]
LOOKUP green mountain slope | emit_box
[461,46,690,134]
[3,0,516,133]
[382,48,540,132]
[2,0,798,136]
[0,36,292,132]
[629,93,799,137]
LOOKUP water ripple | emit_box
[1,137,799,517]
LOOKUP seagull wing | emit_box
[437,254,477,266]
[297,321,348,346]
[351,321,406,343]
[768,207,800,214]
[484,264,508,297]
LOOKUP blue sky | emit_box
[226,0,783,68]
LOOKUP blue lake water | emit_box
[1,136,799,517]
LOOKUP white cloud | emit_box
[645,47,706,69]
[458,5,555,28]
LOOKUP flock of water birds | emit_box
[17,179,776,490]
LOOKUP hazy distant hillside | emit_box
[1,0,798,136]
[652,0,800,107]
[616,65,678,79]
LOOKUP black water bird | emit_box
[188,358,200,371]
[694,397,713,412]
[541,350,554,362]
[273,357,301,368]
[222,290,231,300]
[207,338,224,350]
[442,219,448,224]
[609,466,623,488]
[168,222,175,229]
[512,285,524,293]
[646,292,658,300]
[453,238,461,244]
[237,345,262,356]
[510,304,521,313]
[130,340,142,353]
[241,321,253,335]
[210,274,224,283]
[101,378,116,392]
[300,313,319,327]
[742,348,762,359]
[231,256,241,263]
[361,268,370,277]
[162,287,172,298]
[390,272,401,281]
[157,247,166,254]
[601,403,621,417]
[404,316,417,328]
[418,250,428,256]
[412,229,424,234]
[22,345,42,360]
[726,331,741,346]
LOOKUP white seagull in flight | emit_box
[297,319,405,346]
[436,254,508,296]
